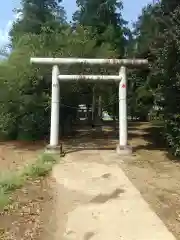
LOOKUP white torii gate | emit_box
[30,57,148,155]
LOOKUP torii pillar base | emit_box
[45,145,61,154]
[116,144,132,156]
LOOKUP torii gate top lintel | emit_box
[30,57,148,67]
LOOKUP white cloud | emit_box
[0,12,22,47]
[0,21,12,45]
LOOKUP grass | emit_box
[23,153,57,178]
[0,153,58,210]
[150,119,164,126]
[0,189,10,208]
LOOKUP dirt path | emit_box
[50,149,176,240]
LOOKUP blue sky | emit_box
[0,0,152,46]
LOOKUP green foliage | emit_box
[10,0,67,46]
[131,1,180,156]
[152,5,180,156]
[72,0,129,118]
[0,0,128,140]
[127,2,161,119]
[73,0,129,56]
[0,172,26,192]
[0,24,120,140]
[0,189,10,210]
[0,153,57,210]
[23,153,57,178]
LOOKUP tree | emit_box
[128,2,161,120]
[73,0,129,56]
[0,21,119,140]
[9,0,67,46]
[151,2,180,156]
[131,0,180,156]
[72,0,131,121]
